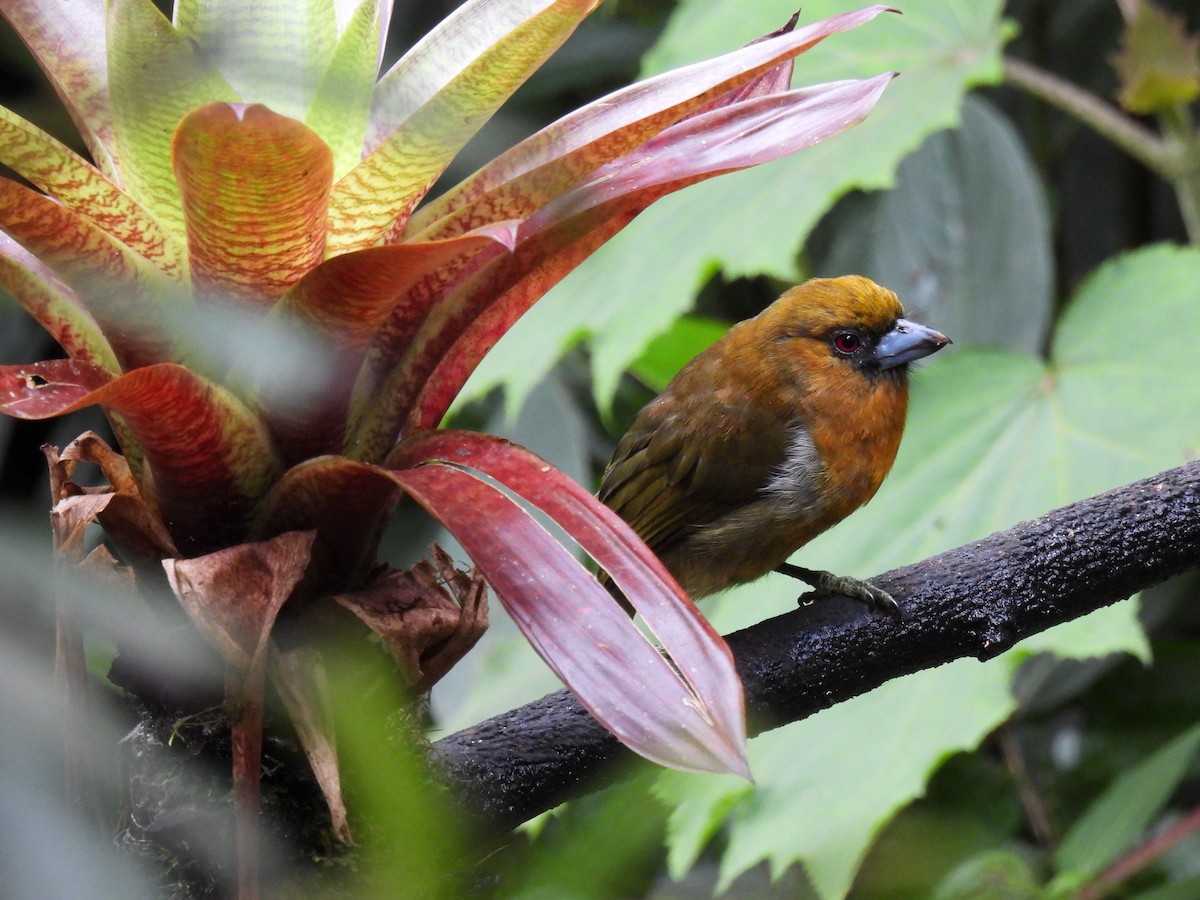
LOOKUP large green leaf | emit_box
[657,659,1017,899]
[653,243,1200,897]
[463,0,1009,416]
[810,93,1054,354]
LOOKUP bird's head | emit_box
[748,275,950,385]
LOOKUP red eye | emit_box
[832,332,861,355]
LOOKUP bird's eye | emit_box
[832,332,861,355]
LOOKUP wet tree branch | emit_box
[431,461,1200,835]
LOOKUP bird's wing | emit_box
[599,396,796,555]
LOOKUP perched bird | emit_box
[599,275,949,610]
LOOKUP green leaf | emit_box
[658,659,1017,899]
[933,851,1043,900]
[462,0,1008,415]
[173,0,338,120]
[0,0,118,176]
[325,0,602,255]
[629,315,728,392]
[305,0,382,180]
[1113,1,1200,114]
[1054,721,1200,882]
[107,0,239,238]
[810,94,1054,354]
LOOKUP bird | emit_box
[599,275,949,612]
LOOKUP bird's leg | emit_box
[775,563,900,617]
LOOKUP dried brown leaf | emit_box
[333,545,488,692]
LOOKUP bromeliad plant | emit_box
[0,0,893,885]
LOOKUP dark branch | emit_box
[431,461,1200,835]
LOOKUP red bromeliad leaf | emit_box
[0,107,186,276]
[240,227,514,463]
[0,359,115,418]
[107,0,240,238]
[389,438,750,777]
[0,361,280,554]
[0,0,118,177]
[0,233,120,373]
[325,0,600,255]
[0,178,187,370]
[250,456,404,594]
[406,5,895,242]
[173,103,334,307]
[390,430,748,769]
[387,75,895,439]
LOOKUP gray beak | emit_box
[875,318,951,371]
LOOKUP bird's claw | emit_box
[777,563,901,619]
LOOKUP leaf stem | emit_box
[998,727,1058,848]
[1079,801,1200,899]
[1004,56,1200,246]
[1157,103,1200,245]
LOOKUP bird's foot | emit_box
[775,563,900,618]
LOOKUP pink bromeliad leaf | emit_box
[172,103,334,308]
[389,431,749,778]
[346,73,894,458]
[407,5,895,242]
[0,361,280,554]
[324,0,601,255]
